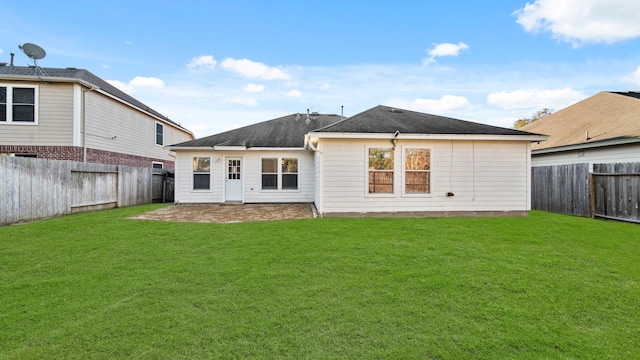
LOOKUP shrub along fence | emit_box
[532,162,640,223]
[0,157,166,226]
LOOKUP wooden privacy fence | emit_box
[531,163,591,217]
[152,169,174,203]
[591,163,640,223]
[0,157,158,226]
[532,162,640,223]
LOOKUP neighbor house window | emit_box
[405,148,430,193]
[155,123,164,145]
[193,157,210,190]
[0,85,37,123]
[368,148,394,193]
[152,162,164,169]
[262,157,299,190]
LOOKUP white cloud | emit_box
[621,65,640,85]
[228,96,259,107]
[320,83,331,90]
[221,58,292,80]
[423,42,469,65]
[102,64,110,69]
[514,0,640,45]
[487,87,585,110]
[129,76,165,89]
[285,89,302,97]
[106,80,131,93]
[243,83,264,93]
[0,48,4,55]
[187,55,217,70]
[107,76,165,94]
[413,95,471,113]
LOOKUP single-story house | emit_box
[521,91,640,170]
[168,105,547,217]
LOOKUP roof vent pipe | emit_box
[10,53,15,66]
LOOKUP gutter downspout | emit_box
[81,85,98,162]
[305,134,320,153]
[82,87,87,162]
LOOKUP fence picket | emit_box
[0,158,162,226]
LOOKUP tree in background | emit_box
[514,108,554,129]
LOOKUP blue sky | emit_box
[2,0,640,138]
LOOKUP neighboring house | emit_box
[169,105,546,217]
[0,65,194,169]
[521,91,640,169]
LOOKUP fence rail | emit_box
[0,157,161,226]
[532,162,640,223]
[531,163,590,217]
[591,163,640,223]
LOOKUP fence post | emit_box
[588,173,595,218]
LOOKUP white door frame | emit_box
[224,156,244,202]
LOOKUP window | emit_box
[368,148,394,193]
[261,158,278,189]
[193,157,210,190]
[0,85,37,123]
[261,157,298,190]
[405,149,430,193]
[152,162,164,169]
[281,158,298,190]
[155,123,164,146]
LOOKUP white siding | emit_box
[0,82,74,145]
[175,149,315,204]
[84,91,193,162]
[316,138,531,214]
[532,144,640,170]
[313,149,322,211]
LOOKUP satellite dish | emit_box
[18,42,48,76]
[19,43,46,60]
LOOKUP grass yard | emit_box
[1,204,639,359]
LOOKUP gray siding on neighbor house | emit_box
[0,81,75,146]
[84,91,192,163]
[532,144,640,170]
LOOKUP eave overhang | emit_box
[307,132,548,142]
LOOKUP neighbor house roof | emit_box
[170,112,344,149]
[314,105,541,136]
[521,91,640,151]
[0,65,191,134]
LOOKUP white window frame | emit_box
[155,122,164,146]
[260,156,300,192]
[402,146,433,197]
[0,84,39,125]
[365,145,396,197]
[152,162,164,169]
[192,156,211,191]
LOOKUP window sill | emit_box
[0,122,38,125]
[401,193,433,198]
[365,193,397,198]
[260,189,301,193]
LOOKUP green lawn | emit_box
[1,204,639,359]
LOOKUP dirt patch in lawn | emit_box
[129,203,316,223]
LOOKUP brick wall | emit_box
[0,145,174,169]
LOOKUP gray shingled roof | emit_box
[610,91,640,100]
[0,66,187,130]
[314,105,536,136]
[171,113,344,148]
